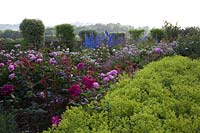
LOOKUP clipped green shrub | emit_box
[19,19,45,49]
[129,29,144,43]
[150,28,164,43]
[55,24,75,51]
[44,56,200,132]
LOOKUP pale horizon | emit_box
[0,0,200,28]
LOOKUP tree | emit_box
[150,28,164,43]
[55,24,75,50]
[180,27,200,37]
[19,19,45,49]
[128,29,144,43]
[162,21,181,42]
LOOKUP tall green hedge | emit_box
[129,29,144,43]
[44,56,200,133]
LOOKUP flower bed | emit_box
[44,56,200,132]
[0,47,119,132]
[0,43,175,132]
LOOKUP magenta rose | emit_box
[0,84,14,96]
[68,84,81,97]
[51,116,61,126]
[82,76,96,89]
[77,62,85,70]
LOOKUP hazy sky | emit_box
[1,0,199,28]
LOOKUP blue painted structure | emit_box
[85,31,124,48]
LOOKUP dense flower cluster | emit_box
[155,47,162,54]
[0,84,14,96]
[93,82,99,89]
[49,52,57,57]
[100,70,118,82]
[28,54,37,61]
[9,73,15,79]
[68,84,81,97]
[36,58,43,63]
[0,40,175,132]
[51,116,61,126]
[0,63,5,67]
[77,62,85,70]
[82,76,96,89]
[8,64,15,72]
[49,58,57,65]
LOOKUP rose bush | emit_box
[0,47,119,132]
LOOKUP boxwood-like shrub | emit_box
[44,56,200,132]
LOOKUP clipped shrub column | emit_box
[19,19,45,49]
[55,24,75,51]
[128,29,144,43]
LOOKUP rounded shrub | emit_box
[44,56,200,132]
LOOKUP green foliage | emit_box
[175,34,200,59]
[162,21,181,42]
[55,24,75,51]
[82,44,111,64]
[79,30,97,42]
[0,106,17,133]
[19,19,45,49]
[45,28,57,43]
[74,23,135,34]
[45,28,56,36]
[128,29,144,43]
[180,27,200,36]
[45,56,200,132]
[0,48,119,132]
[150,28,164,43]
[1,30,21,40]
[112,32,125,42]
[0,30,2,38]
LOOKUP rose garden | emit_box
[0,19,200,133]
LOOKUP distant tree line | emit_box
[0,30,21,40]
[1,19,200,54]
